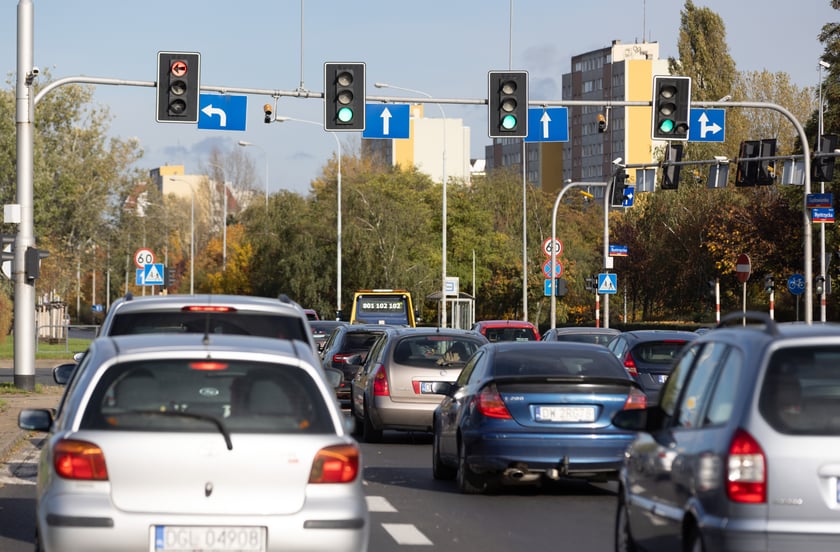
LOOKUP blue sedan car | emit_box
[431,341,646,493]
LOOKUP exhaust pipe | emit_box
[504,468,526,479]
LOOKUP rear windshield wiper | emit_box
[122,410,233,450]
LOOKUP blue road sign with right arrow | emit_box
[525,107,569,142]
[688,108,725,142]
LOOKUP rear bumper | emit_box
[370,396,439,432]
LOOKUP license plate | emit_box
[154,526,266,551]
[535,405,596,422]
[420,382,435,394]
[657,374,669,383]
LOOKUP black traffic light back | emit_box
[488,71,528,138]
[757,139,777,185]
[324,62,366,131]
[814,134,838,182]
[156,52,200,123]
[735,140,761,186]
[651,76,691,140]
[660,143,683,190]
[611,169,629,207]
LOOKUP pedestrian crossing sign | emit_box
[143,263,165,285]
[598,273,617,294]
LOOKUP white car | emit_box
[21,333,368,552]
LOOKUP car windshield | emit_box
[107,312,310,341]
[484,327,537,342]
[759,346,840,435]
[493,348,627,378]
[80,359,334,435]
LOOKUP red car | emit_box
[472,320,540,342]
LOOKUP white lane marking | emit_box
[366,495,397,512]
[382,523,433,546]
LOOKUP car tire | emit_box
[361,400,383,443]
[615,494,638,552]
[684,523,704,552]
[432,430,456,480]
[457,440,484,494]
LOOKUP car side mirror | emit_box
[324,367,343,390]
[53,362,77,385]
[430,381,455,396]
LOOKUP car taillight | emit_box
[309,444,360,484]
[623,354,639,377]
[372,364,389,397]
[474,384,512,419]
[726,429,766,504]
[182,305,235,313]
[54,439,108,481]
[623,387,647,410]
[332,353,353,364]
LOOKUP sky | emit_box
[3,0,838,196]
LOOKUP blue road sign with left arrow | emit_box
[363,104,410,139]
[525,107,569,142]
[198,94,247,131]
[688,108,725,142]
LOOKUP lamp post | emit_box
[819,60,830,322]
[272,116,343,319]
[237,140,269,208]
[375,82,448,327]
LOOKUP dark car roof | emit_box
[473,320,538,329]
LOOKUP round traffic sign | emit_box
[542,260,563,278]
[134,248,155,269]
[542,238,563,258]
[787,274,806,296]
[735,253,751,284]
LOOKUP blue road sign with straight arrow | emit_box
[525,107,568,142]
[363,104,410,139]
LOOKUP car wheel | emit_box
[457,440,484,494]
[432,430,456,480]
[615,494,638,552]
[684,523,704,552]
[361,400,383,443]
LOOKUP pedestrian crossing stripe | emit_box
[144,263,164,285]
[598,273,617,294]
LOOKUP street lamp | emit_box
[272,116,343,319]
[237,140,269,208]
[375,82,449,327]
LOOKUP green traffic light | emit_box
[337,106,354,123]
[659,119,675,133]
[501,114,517,131]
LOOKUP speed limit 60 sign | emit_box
[542,238,563,258]
[134,248,155,268]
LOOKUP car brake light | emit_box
[54,439,108,481]
[332,353,353,364]
[475,384,512,419]
[309,444,360,483]
[372,364,389,397]
[623,387,647,410]
[189,361,229,371]
[181,305,236,313]
[623,354,639,377]
[727,429,766,504]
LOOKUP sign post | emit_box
[736,254,751,321]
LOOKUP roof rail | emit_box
[717,311,780,337]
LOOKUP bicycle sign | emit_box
[787,274,805,296]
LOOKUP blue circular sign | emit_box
[787,274,806,295]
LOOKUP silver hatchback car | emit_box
[613,312,840,551]
[20,333,368,552]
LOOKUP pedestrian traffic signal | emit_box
[735,140,761,186]
[324,62,365,131]
[156,52,200,123]
[651,76,691,140]
[764,274,774,293]
[488,71,528,138]
[584,276,596,292]
[814,134,838,182]
[660,143,683,190]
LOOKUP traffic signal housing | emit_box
[597,113,607,133]
[324,62,365,131]
[611,169,628,207]
[757,139,777,185]
[584,276,596,292]
[735,140,761,186]
[488,71,528,138]
[156,52,200,123]
[651,76,691,140]
[764,274,774,293]
[660,143,683,190]
[814,134,838,181]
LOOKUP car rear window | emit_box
[80,360,333,434]
[108,312,309,342]
[632,340,689,364]
[342,332,383,353]
[392,336,483,368]
[493,348,627,378]
[483,327,538,342]
[554,333,614,345]
[759,347,840,435]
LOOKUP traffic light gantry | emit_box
[156,52,200,123]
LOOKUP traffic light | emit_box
[660,143,683,190]
[814,134,838,181]
[757,139,777,185]
[816,275,826,295]
[156,52,200,123]
[597,113,607,133]
[735,140,761,186]
[584,276,596,292]
[165,267,176,288]
[764,274,774,293]
[554,278,568,297]
[324,62,365,131]
[651,76,691,140]
[611,169,628,207]
[488,71,528,138]
[24,246,48,281]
